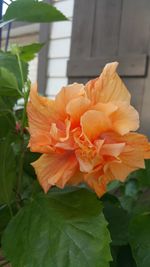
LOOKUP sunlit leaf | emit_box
[3,0,67,23]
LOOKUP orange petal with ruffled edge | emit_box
[81,110,111,142]
[110,102,139,135]
[104,132,150,182]
[55,83,85,119]
[31,151,78,193]
[66,96,91,127]
[85,62,131,104]
[27,84,58,153]
[84,171,108,197]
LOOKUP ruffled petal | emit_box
[31,152,78,192]
[81,110,111,141]
[66,96,91,127]
[55,83,85,119]
[27,84,57,153]
[110,102,139,135]
[85,62,131,104]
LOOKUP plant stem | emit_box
[16,87,30,197]
[16,52,30,202]
[16,52,24,93]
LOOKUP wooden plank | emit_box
[67,55,147,77]
[70,0,96,58]
[123,78,145,113]
[92,0,123,57]
[119,0,150,55]
[118,0,150,123]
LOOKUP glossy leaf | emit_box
[0,52,28,90]
[0,135,17,205]
[19,43,44,62]
[3,0,67,23]
[129,213,150,267]
[2,188,112,267]
[0,67,21,97]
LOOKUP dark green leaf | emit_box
[19,43,44,62]
[110,245,137,267]
[129,213,150,267]
[102,194,130,246]
[0,205,11,243]
[0,67,21,97]
[3,0,67,23]
[0,51,28,90]
[23,149,41,178]
[0,135,17,205]
[136,160,150,188]
[2,188,112,267]
[0,113,15,139]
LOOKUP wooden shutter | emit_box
[67,0,150,135]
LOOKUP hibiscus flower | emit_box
[27,62,150,197]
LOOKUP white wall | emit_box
[46,0,74,97]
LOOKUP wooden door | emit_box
[67,0,150,135]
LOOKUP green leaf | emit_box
[0,205,12,243]
[2,188,112,267]
[23,149,41,178]
[136,160,150,188]
[110,245,137,267]
[3,0,67,23]
[102,194,130,246]
[19,43,44,62]
[0,51,28,90]
[0,135,17,205]
[129,213,150,267]
[0,113,15,139]
[0,67,21,97]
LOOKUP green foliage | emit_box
[0,205,11,243]
[2,188,112,267]
[0,67,21,97]
[0,51,28,90]
[129,213,150,267]
[19,43,44,62]
[3,0,67,23]
[0,135,17,206]
[102,194,130,246]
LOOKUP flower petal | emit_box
[85,62,131,104]
[92,102,118,116]
[81,110,111,141]
[110,102,139,135]
[31,152,78,193]
[101,143,125,157]
[55,83,85,118]
[27,84,57,153]
[66,96,91,126]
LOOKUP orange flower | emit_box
[27,62,150,197]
